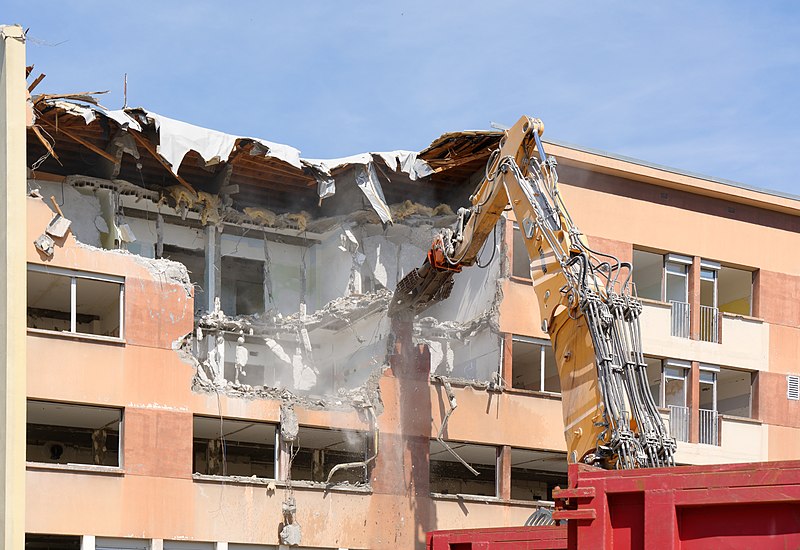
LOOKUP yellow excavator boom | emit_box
[390,116,675,469]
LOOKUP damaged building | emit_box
[7,31,800,550]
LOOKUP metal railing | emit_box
[699,305,720,343]
[668,405,690,442]
[670,300,690,338]
[699,408,719,445]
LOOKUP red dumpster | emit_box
[427,459,800,549]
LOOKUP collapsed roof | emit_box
[27,92,504,225]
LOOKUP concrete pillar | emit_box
[497,445,512,500]
[215,543,228,550]
[204,225,221,312]
[688,361,701,443]
[150,540,164,550]
[80,535,96,550]
[688,256,701,340]
[0,24,27,550]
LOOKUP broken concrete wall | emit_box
[33,171,506,404]
[28,179,104,247]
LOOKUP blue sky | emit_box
[6,1,800,196]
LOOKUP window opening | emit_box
[25,534,81,550]
[662,360,689,443]
[511,336,559,393]
[26,400,121,467]
[511,224,531,279]
[699,364,720,445]
[161,245,205,313]
[291,426,370,484]
[510,448,568,501]
[717,367,753,418]
[221,255,265,316]
[193,416,276,478]
[27,265,123,338]
[718,266,753,316]
[631,249,663,301]
[430,440,497,497]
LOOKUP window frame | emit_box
[510,335,560,395]
[26,399,124,471]
[27,263,125,342]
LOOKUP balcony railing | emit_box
[668,405,690,442]
[699,408,719,445]
[699,305,720,343]
[670,300,690,339]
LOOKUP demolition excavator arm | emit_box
[390,116,675,469]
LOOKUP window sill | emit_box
[26,461,124,476]
[27,328,125,345]
[509,276,533,285]
[720,311,763,323]
[504,387,562,400]
[192,473,372,494]
[430,492,502,504]
[719,414,761,425]
[640,298,671,308]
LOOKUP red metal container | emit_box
[427,460,800,549]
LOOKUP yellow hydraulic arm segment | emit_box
[390,116,676,469]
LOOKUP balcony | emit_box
[640,301,767,371]
[661,408,764,464]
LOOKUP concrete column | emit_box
[497,445,512,500]
[0,24,27,550]
[688,256,701,340]
[688,361,701,443]
[150,540,164,550]
[204,225,221,312]
[215,543,228,550]
[80,535,96,550]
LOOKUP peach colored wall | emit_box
[768,323,800,376]
[768,425,800,461]
[754,371,800,429]
[755,270,800,326]
[557,168,800,276]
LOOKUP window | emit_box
[717,367,753,418]
[631,249,663,301]
[291,426,371,484]
[698,260,720,343]
[654,359,690,443]
[161,245,205,313]
[27,400,122,467]
[27,265,124,339]
[511,223,531,279]
[221,255,265,316]
[163,542,214,550]
[193,416,276,478]
[430,440,497,497]
[95,539,149,550]
[698,364,720,445]
[510,448,568,501]
[510,336,559,393]
[25,534,81,550]
[718,266,753,316]
[663,361,689,408]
